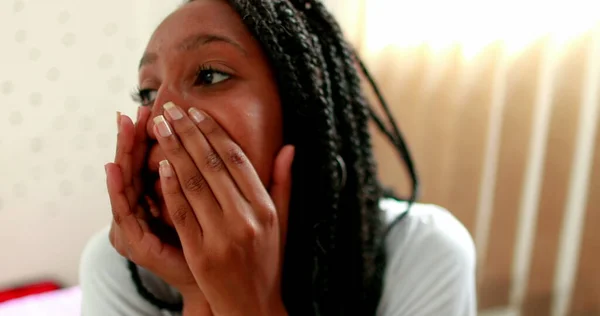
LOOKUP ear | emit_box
[268,145,295,243]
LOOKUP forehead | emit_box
[145,0,253,54]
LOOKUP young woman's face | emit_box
[140,0,283,224]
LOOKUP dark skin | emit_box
[105,0,292,315]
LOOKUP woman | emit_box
[80,0,476,315]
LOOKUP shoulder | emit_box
[377,199,477,316]
[79,226,133,314]
[79,226,128,283]
[380,199,475,263]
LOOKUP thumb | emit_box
[269,145,295,235]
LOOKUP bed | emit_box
[0,286,81,316]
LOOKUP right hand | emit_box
[105,107,210,313]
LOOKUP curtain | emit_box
[323,0,600,315]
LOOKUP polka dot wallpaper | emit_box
[0,0,181,287]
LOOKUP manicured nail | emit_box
[153,115,172,137]
[188,108,205,123]
[159,160,173,178]
[117,111,122,132]
[163,102,184,120]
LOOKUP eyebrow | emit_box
[138,33,247,69]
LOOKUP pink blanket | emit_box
[0,286,81,316]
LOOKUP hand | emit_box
[105,107,211,313]
[153,102,293,316]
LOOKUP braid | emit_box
[287,2,383,314]
[130,0,420,314]
[128,260,183,312]
[254,2,343,313]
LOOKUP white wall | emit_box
[0,0,180,288]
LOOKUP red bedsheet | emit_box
[0,282,61,303]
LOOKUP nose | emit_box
[145,86,189,140]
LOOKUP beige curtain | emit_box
[325,0,600,315]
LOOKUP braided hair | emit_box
[129,0,419,315]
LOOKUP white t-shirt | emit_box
[79,199,477,315]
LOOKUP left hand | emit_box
[152,102,293,316]
[106,109,208,310]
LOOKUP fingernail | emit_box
[159,160,173,178]
[136,106,142,121]
[163,102,183,120]
[188,108,205,123]
[117,111,122,132]
[153,115,172,137]
[104,163,109,175]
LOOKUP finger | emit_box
[108,222,117,248]
[162,102,243,212]
[107,163,180,267]
[109,221,129,258]
[105,162,144,243]
[186,107,270,208]
[152,113,222,229]
[158,159,204,251]
[131,107,151,191]
[130,231,188,273]
[114,217,188,272]
[114,114,138,209]
[114,114,134,184]
[114,108,151,211]
[269,145,295,237]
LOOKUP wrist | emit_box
[182,291,211,316]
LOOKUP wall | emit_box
[0,0,180,287]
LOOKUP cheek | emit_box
[213,100,283,187]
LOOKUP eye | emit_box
[132,88,157,107]
[139,89,157,106]
[195,67,231,86]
